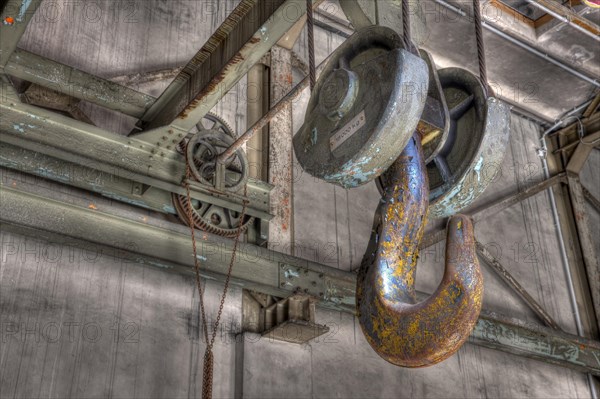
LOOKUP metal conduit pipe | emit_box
[523,0,600,43]
[431,0,600,87]
[540,120,600,399]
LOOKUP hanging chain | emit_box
[472,0,488,85]
[184,150,249,399]
[306,0,316,91]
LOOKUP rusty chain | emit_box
[184,148,249,399]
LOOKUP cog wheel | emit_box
[172,193,254,238]
[186,130,249,193]
[176,112,236,154]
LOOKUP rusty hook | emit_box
[357,133,483,367]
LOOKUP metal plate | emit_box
[293,26,428,188]
[427,68,511,218]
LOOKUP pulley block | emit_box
[427,68,510,218]
[293,25,429,188]
[377,67,510,218]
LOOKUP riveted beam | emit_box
[0,97,272,219]
[133,0,324,145]
[1,183,600,375]
[0,0,42,67]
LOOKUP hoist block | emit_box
[427,68,510,218]
[377,67,511,218]
[293,26,429,188]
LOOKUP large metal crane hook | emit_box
[357,133,483,367]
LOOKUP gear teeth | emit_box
[201,112,236,138]
[172,193,254,238]
[177,112,236,154]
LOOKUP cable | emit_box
[306,0,316,91]
[472,0,487,85]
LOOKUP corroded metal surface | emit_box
[293,26,428,188]
[357,134,483,367]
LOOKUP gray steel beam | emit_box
[476,242,560,329]
[567,132,600,175]
[1,182,599,375]
[4,49,155,118]
[0,96,272,219]
[133,0,321,145]
[472,310,600,376]
[0,0,42,67]
[421,173,567,249]
[582,184,600,213]
[567,176,600,331]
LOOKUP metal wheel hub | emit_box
[377,67,510,218]
[293,25,429,188]
[172,113,254,237]
[172,193,254,238]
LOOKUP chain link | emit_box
[184,147,249,399]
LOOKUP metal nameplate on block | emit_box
[293,26,428,188]
[330,109,366,151]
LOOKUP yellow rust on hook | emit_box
[357,133,483,367]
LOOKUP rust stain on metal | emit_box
[357,134,483,367]
[179,50,248,119]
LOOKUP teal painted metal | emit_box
[0,91,273,220]
[0,141,271,220]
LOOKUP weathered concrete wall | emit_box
[1,0,596,398]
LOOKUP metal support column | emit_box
[268,45,294,254]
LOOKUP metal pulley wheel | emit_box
[377,67,510,217]
[186,130,249,193]
[172,193,254,238]
[176,112,235,154]
[293,25,429,188]
[172,116,253,237]
[173,130,254,236]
